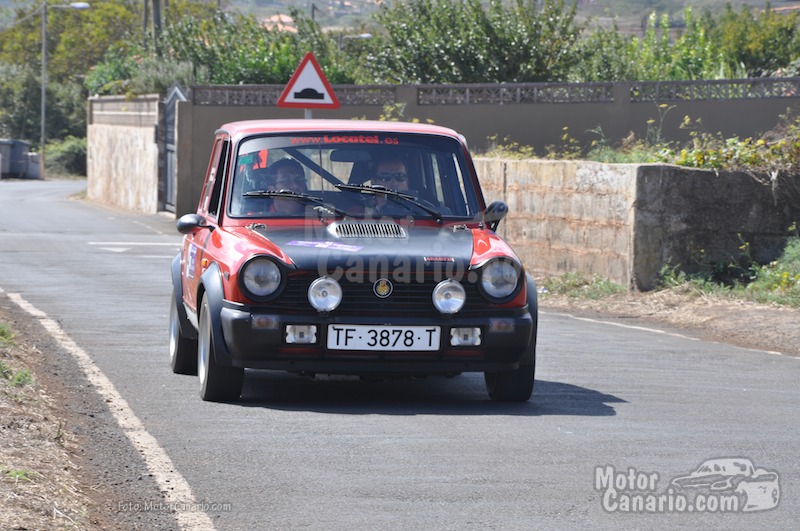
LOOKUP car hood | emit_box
[244,222,478,274]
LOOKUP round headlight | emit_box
[308,276,342,312]
[240,258,282,299]
[479,259,520,301]
[432,279,466,314]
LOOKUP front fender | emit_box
[171,253,197,339]
[199,262,235,366]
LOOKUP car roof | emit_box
[216,119,464,142]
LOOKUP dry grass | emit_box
[0,324,91,530]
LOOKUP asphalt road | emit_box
[1,179,798,530]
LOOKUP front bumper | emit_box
[218,302,535,374]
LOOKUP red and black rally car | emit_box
[170,120,537,402]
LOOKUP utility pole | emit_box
[40,2,90,179]
[152,0,162,55]
[143,0,149,48]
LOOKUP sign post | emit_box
[277,52,340,119]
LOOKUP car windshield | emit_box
[227,132,481,220]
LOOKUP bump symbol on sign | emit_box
[294,88,325,100]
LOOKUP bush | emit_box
[743,236,800,307]
[46,136,87,177]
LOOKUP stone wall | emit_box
[476,159,637,287]
[476,159,800,290]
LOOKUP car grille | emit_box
[330,221,407,239]
[269,272,491,316]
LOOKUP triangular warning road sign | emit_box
[277,52,341,109]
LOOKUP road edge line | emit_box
[4,290,215,530]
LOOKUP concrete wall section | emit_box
[87,124,159,213]
[87,95,159,213]
[88,95,159,127]
[632,166,800,290]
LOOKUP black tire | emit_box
[169,290,197,375]
[484,363,535,402]
[197,294,244,402]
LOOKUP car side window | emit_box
[427,151,472,216]
[199,138,229,219]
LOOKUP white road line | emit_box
[1,288,214,530]
[541,310,793,357]
[133,217,175,236]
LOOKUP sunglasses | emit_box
[375,172,408,183]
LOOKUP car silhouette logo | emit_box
[671,457,780,512]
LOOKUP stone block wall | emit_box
[476,158,637,288]
[475,159,800,290]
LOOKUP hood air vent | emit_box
[331,221,407,239]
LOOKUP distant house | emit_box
[261,13,297,33]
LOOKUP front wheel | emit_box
[169,290,197,375]
[484,364,535,402]
[197,294,244,402]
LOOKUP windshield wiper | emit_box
[335,184,442,223]
[243,190,350,218]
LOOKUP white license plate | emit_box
[327,325,441,351]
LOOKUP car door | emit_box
[181,136,230,314]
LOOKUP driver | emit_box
[370,157,409,216]
[267,158,307,214]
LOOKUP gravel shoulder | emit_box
[0,295,180,530]
[539,286,800,357]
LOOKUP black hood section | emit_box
[250,223,475,279]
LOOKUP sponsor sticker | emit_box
[286,240,363,252]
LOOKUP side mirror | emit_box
[483,201,508,231]
[176,213,211,234]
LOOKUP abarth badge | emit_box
[373,278,393,298]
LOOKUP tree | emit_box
[364,0,581,84]
[157,8,354,86]
[0,1,140,83]
[569,23,639,82]
[571,7,740,82]
[0,63,40,140]
[0,0,140,146]
[713,4,800,77]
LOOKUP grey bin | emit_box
[0,139,11,178]
[26,152,41,179]
[8,140,31,178]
